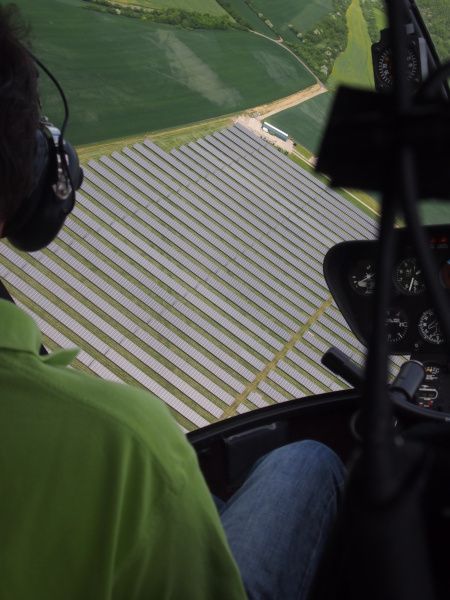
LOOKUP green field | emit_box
[251,0,333,40]
[420,202,450,226]
[373,6,386,31]
[328,0,374,88]
[116,0,227,14]
[419,0,450,61]
[15,0,314,145]
[221,0,276,36]
[270,92,334,154]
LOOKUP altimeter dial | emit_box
[418,309,444,345]
[349,259,375,296]
[386,308,408,343]
[394,257,425,295]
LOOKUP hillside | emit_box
[15,0,314,145]
[214,0,356,81]
[419,0,450,61]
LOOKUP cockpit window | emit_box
[6,0,443,430]
[415,0,450,62]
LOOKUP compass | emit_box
[372,28,423,92]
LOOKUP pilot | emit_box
[0,5,345,599]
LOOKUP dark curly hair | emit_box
[0,3,39,225]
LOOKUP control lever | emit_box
[323,348,426,438]
[321,346,364,389]
[390,360,425,403]
[322,347,425,400]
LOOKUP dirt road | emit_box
[249,83,327,120]
[234,83,327,153]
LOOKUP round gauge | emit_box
[406,47,419,82]
[349,259,375,296]
[394,257,425,295]
[440,259,450,289]
[376,47,393,89]
[386,308,408,343]
[418,309,444,345]
[373,36,422,92]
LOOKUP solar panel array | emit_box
[0,123,394,430]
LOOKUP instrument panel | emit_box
[324,226,450,414]
[324,225,450,356]
[348,253,445,348]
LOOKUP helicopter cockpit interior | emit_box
[189,1,450,595]
[190,0,450,484]
[2,0,450,597]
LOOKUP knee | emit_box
[260,440,346,490]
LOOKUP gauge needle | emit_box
[409,278,414,292]
[359,274,373,287]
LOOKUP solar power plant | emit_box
[0,123,396,431]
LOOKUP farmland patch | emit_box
[270,91,333,154]
[16,0,314,145]
[116,0,227,14]
[218,0,276,36]
[328,0,374,88]
[251,0,333,39]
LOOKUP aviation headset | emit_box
[2,52,83,252]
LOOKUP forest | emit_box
[419,0,450,60]
[83,0,247,30]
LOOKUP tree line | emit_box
[360,0,384,44]
[285,0,351,80]
[215,0,252,31]
[237,0,351,81]
[83,0,248,31]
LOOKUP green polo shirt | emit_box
[0,299,246,600]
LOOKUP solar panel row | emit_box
[198,137,338,250]
[218,128,367,239]
[84,173,301,338]
[1,244,224,421]
[166,149,328,305]
[184,142,330,261]
[82,129,382,406]
[134,142,329,301]
[229,125,376,239]
[24,304,122,383]
[75,220,284,358]
[175,142,320,255]
[230,123,377,235]
[198,135,342,246]
[58,231,259,382]
[62,222,272,374]
[88,162,314,339]
[118,149,312,327]
[43,250,244,403]
[213,130,367,243]
[2,123,384,421]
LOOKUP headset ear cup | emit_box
[63,139,83,213]
[7,129,82,252]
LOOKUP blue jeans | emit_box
[216,440,346,600]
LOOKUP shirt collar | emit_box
[0,299,42,354]
[0,299,78,365]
